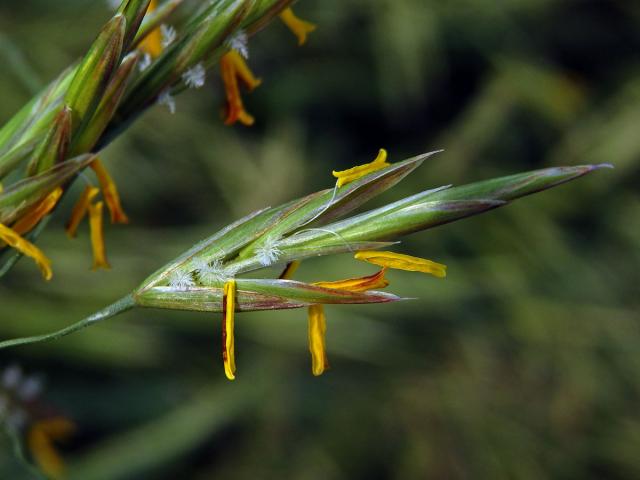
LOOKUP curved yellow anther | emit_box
[11,187,63,236]
[138,0,163,58]
[65,186,100,238]
[307,304,328,376]
[27,417,75,480]
[220,50,262,126]
[222,279,237,380]
[279,7,317,46]
[314,268,389,292]
[332,148,390,187]
[90,158,129,224]
[306,270,388,377]
[0,223,52,280]
[355,251,447,278]
[88,201,110,270]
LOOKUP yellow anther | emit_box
[88,201,110,270]
[90,158,129,224]
[11,187,63,236]
[65,186,100,238]
[306,270,388,377]
[307,304,329,376]
[332,149,390,187]
[138,0,163,58]
[354,251,447,278]
[0,223,53,280]
[27,417,75,480]
[220,50,262,126]
[314,268,389,292]
[222,279,237,380]
[279,7,317,46]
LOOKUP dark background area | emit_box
[1,1,639,478]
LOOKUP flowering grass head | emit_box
[127,150,609,379]
[0,0,316,279]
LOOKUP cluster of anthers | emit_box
[0,365,75,479]
[166,149,448,380]
[140,0,316,125]
[278,250,446,379]
[219,6,316,126]
[0,1,316,280]
[0,157,127,279]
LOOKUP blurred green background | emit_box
[1,0,639,478]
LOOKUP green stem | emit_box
[0,294,135,350]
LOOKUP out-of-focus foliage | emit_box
[0,0,638,479]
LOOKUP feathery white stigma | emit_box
[2,365,22,390]
[183,63,206,89]
[161,24,177,48]
[168,270,195,289]
[227,30,249,59]
[18,376,43,401]
[158,90,176,114]
[138,53,152,72]
[255,237,282,266]
[194,258,228,284]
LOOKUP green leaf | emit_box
[283,164,612,248]
[117,0,153,51]
[72,52,141,155]
[135,278,401,313]
[0,136,40,180]
[27,106,73,175]
[139,202,303,288]
[0,154,94,224]
[237,151,440,260]
[0,66,74,154]
[64,14,126,135]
